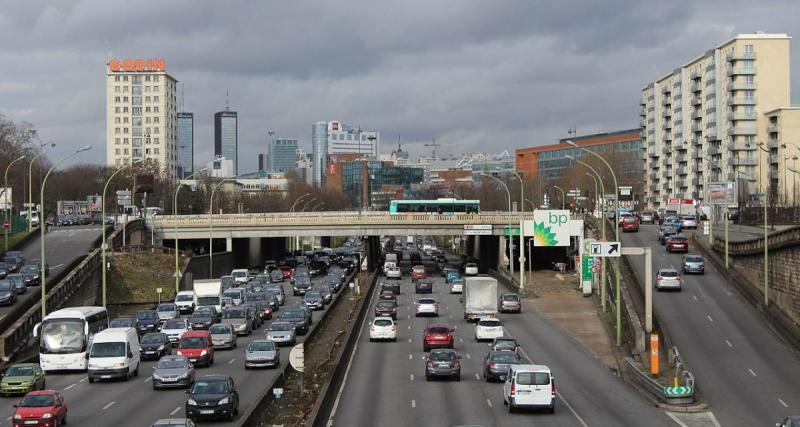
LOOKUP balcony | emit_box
[676,153,687,162]
[728,142,756,151]
[662,145,673,154]
[767,138,780,149]
[649,185,659,193]
[691,123,703,133]
[664,133,673,143]
[640,98,646,106]
[692,150,703,159]
[640,130,647,138]
[649,173,659,181]
[691,110,702,119]
[674,131,684,140]
[661,85,671,94]
[639,118,646,127]
[728,125,758,136]
[690,82,702,92]
[769,153,780,164]
[648,106,655,112]
[691,137,702,146]
[726,51,757,61]
[691,178,702,186]
[662,120,672,130]
[728,158,758,166]
[727,66,756,76]
[727,111,757,121]
[649,160,659,169]
[728,82,756,91]
[770,170,780,180]
[676,180,688,188]
[692,164,703,173]
[727,97,756,105]
[705,62,716,72]
[767,124,779,133]
[676,167,688,176]
[708,146,720,155]
[676,143,687,152]
[690,69,701,80]
[662,109,672,118]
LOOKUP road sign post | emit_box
[650,333,659,377]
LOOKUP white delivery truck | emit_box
[193,279,223,313]
[463,276,498,321]
[87,327,140,383]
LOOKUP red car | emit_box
[176,330,214,367]
[666,236,689,253]
[12,390,67,427]
[410,265,427,280]
[423,325,454,352]
[622,216,640,232]
[280,265,294,279]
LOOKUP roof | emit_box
[517,129,640,156]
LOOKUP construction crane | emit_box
[424,137,454,160]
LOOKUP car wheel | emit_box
[88,376,94,383]
[133,364,139,377]
[454,374,461,381]
[369,338,374,342]
[61,413,67,425]
[508,401,516,413]
[425,375,431,381]
[40,379,46,390]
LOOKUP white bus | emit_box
[33,306,109,372]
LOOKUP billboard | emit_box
[523,210,571,247]
[706,182,737,205]
[87,195,102,212]
[0,187,11,210]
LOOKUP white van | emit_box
[223,288,246,306]
[503,364,555,413]
[87,327,140,383]
[231,269,249,285]
[174,290,196,314]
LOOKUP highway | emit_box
[0,270,345,426]
[621,223,800,427]
[0,226,102,322]
[330,253,676,427]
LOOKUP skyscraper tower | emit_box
[214,92,238,175]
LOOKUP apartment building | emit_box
[640,33,794,208]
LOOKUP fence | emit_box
[740,206,800,225]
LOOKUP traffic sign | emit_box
[2,221,9,229]
[289,343,304,372]
[588,242,621,257]
[664,386,693,396]
[464,224,492,236]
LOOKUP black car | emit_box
[483,350,521,382]
[292,275,313,296]
[109,316,139,329]
[380,280,401,295]
[269,269,284,283]
[415,278,434,294]
[29,259,50,278]
[2,256,23,273]
[279,309,310,335]
[425,348,461,381]
[140,332,172,360]
[0,280,17,305]
[135,310,160,334]
[20,265,40,287]
[374,301,398,320]
[0,263,8,279]
[185,375,239,422]
[189,312,215,330]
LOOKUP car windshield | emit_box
[176,294,194,302]
[21,265,37,274]
[191,380,228,394]
[430,351,456,361]
[232,271,246,278]
[671,237,687,242]
[418,299,436,304]
[0,283,11,292]
[491,353,519,363]
[179,337,208,349]
[141,333,164,344]
[502,294,519,301]
[136,311,157,320]
[223,309,246,319]
[8,275,23,284]
[248,341,275,351]
[494,340,517,350]
[209,324,231,334]
[282,311,304,320]
[109,319,133,327]
[685,256,703,262]
[221,277,235,287]
[5,366,34,376]
[374,319,393,327]
[660,271,679,278]
[516,372,550,386]
[223,290,241,299]
[479,320,502,327]
[305,292,321,299]
[163,320,186,329]
[156,358,188,369]
[157,304,175,312]
[428,327,449,334]
[377,302,395,309]
[270,323,293,331]
[90,342,126,357]
[191,313,211,321]
[18,395,54,407]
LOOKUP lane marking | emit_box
[449,314,453,319]
[409,354,413,360]
[102,401,116,410]
[64,383,77,390]
[692,295,698,302]
[410,374,414,381]
[475,373,480,380]
[707,315,713,322]
[228,358,236,365]
[486,398,493,408]
[725,340,733,348]
[408,338,412,343]
[748,368,757,377]
[170,406,181,416]
[144,376,152,382]
[408,325,411,330]
[407,315,410,319]
[778,398,789,408]
[667,412,689,427]
[459,338,463,343]
[558,392,589,427]
[79,378,87,383]
[411,399,416,408]
[465,353,471,359]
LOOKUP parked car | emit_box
[0,363,46,396]
[140,332,172,360]
[422,325,454,351]
[185,375,239,421]
[152,355,195,390]
[11,390,68,426]
[666,235,689,253]
[244,340,280,369]
[208,323,237,349]
[656,268,683,291]
[498,293,521,313]
[369,317,397,342]
[425,348,461,381]
[484,350,522,382]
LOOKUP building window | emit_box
[154,86,159,93]
[154,106,159,113]
[153,127,159,134]
[114,96,120,102]
[123,76,128,82]
[154,75,159,82]
[123,107,129,113]
[145,75,151,82]
[124,138,129,144]
[114,107,120,113]
[115,138,121,145]
[132,76,141,84]
[146,149,151,155]
[145,96,151,103]
[154,148,160,154]
[123,148,129,155]
[744,44,754,54]
[123,86,129,93]
[153,117,160,124]
[145,117,151,124]
[114,86,120,93]
[115,127,121,135]
[114,76,120,82]
[123,96,128,102]
[123,117,129,124]
[114,117,121,124]
[145,86,151,93]
[154,137,160,144]
[123,128,129,134]
[154,96,159,102]
[115,148,120,155]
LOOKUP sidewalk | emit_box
[521,269,618,370]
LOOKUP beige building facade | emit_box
[640,33,795,207]
[106,58,178,179]
[765,108,800,205]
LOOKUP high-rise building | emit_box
[268,138,299,173]
[105,58,178,178]
[206,156,235,178]
[640,33,796,207]
[176,112,193,179]
[326,120,380,156]
[215,110,238,175]
[258,154,269,173]
[312,121,328,185]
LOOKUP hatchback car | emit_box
[498,293,521,313]
[135,310,160,334]
[266,322,297,346]
[422,325,454,351]
[7,274,26,294]
[410,265,427,280]
[11,390,67,427]
[639,210,655,224]
[682,254,705,274]
[425,348,461,381]
[244,340,280,369]
[140,332,172,360]
[19,265,40,287]
[475,318,504,341]
[415,298,439,317]
[0,280,18,305]
[369,317,397,342]
[484,350,522,382]
[156,303,179,322]
[385,266,402,279]
[303,291,325,310]
[176,331,214,367]
[415,278,434,293]
[208,323,237,349]
[152,355,195,390]
[185,375,239,422]
[464,263,479,275]
[374,300,398,320]
[279,309,310,335]
[491,337,521,357]
[622,216,640,232]
[656,268,683,291]
[658,227,678,245]
[680,215,698,229]
[380,280,400,295]
[0,363,45,396]
[222,307,252,336]
[269,269,284,283]
[666,235,689,253]
[162,318,190,344]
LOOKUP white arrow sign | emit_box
[588,242,621,257]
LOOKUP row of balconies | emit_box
[727,66,756,76]
[726,51,756,61]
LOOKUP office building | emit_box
[341,160,424,208]
[268,138,299,173]
[206,156,234,178]
[176,112,193,179]
[640,33,796,207]
[215,110,238,175]
[326,120,380,156]
[312,121,328,186]
[105,58,178,178]
[258,154,269,173]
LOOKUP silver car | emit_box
[265,322,297,346]
[415,298,439,317]
[209,323,237,349]
[161,318,190,344]
[222,307,252,336]
[656,268,683,291]
[244,339,280,369]
[156,303,179,322]
[152,355,195,389]
[498,293,521,313]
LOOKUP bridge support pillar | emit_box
[366,235,380,273]
[226,237,233,252]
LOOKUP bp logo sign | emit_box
[523,210,570,247]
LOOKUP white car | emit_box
[450,279,464,294]
[680,215,698,229]
[369,317,397,342]
[415,298,439,317]
[160,318,190,344]
[464,263,479,275]
[231,268,249,284]
[475,318,504,341]
[386,267,402,279]
[656,268,683,291]
[383,261,397,274]
[174,290,195,314]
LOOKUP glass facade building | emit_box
[176,112,193,179]
[312,121,328,185]
[342,160,424,208]
[268,138,298,173]
[214,111,238,175]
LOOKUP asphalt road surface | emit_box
[621,224,800,427]
[0,226,102,322]
[0,271,347,427]
[330,253,676,427]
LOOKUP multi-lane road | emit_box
[0,226,102,322]
[330,254,677,427]
[621,223,800,426]
[0,271,344,427]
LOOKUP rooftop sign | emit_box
[108,58,166,72]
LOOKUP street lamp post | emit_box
[782,142,800,206]
[552,185,565,209]
[101,159,142,308]
[28,147,53,232]
[4,156,26,251]
[40,146,91,318]
[173,168,208,294]
[756,142,770,307]
[565,140,621,345]
[290,193,311,212]
[480,173,514,282]
[209,178,234,278]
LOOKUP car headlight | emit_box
[178,372,190,379]
[157,345,165,351]
[13,414,21,420]
[218,397,229,405]
[42,413,53,419]
[114,363,125,368]
[187,398,198,406]
[200,350,207,356]
[153,374,163,381]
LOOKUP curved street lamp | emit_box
[480,173,515,284]
[40,145,91,318]
[290,193,312,212]
[552,185,566,210]
[4,155,26,251]
[173,167,208,293]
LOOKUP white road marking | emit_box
[408,325,411,330]
[692,295,698,302]
[449,314,453,319]
[407,315,410,319]
[411,399,416,408]
[79,378,87,383]
[557,392,589,427]
[409,354,413,360]
[486,398,493,408]
[144,376,152,382]
[170,406,182,416]
[725,340,733,348]
[748,368,757,377]
[64,383,77,390]
[465,353,471,359]
[408,338,412,343]
[475,373,481,380]
[102,401,116,410]
[778,398,789,408]
[410,374,414,381]
[707,315,713,322]
[228,358,236,365]
[459,338,463,343]
[667,412,689,427]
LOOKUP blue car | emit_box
[446,271,461,284]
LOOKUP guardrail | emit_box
[624,347,695,405]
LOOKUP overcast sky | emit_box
[1,0,799,172]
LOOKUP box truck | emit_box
[463,276,498,321]
[193,279,223,313]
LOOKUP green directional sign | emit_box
[582,255,593,278]
[664,386,693,396]
[503,227,520,237]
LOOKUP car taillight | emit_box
[453,360,460,367]
[489,363,496,369]
[370,326,375,331]
[510,382,516,397]
[390,326,396,331]
[677,275,682,280]
[551,380,556,397]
